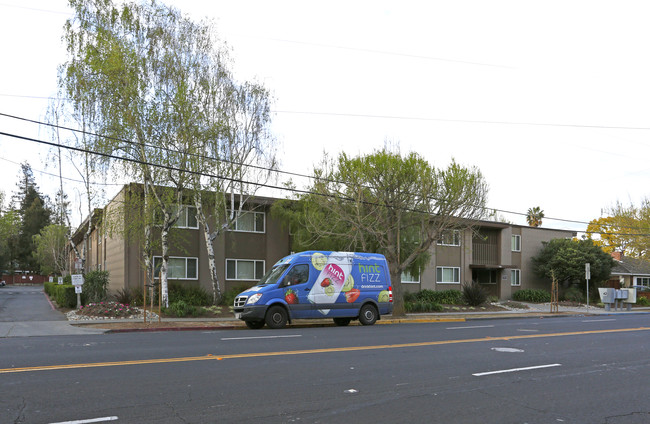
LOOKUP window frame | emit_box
[175,205,199,229]
[226,258,266,281]
[635,276,650,287]
[401,270,421,284]
[153,256,199,280]
[511,269,521,286]
[511,235,521,252]
[228,210,266,233]
[436,266,460,284]
[438,230,461,247]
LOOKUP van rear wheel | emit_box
[265,305,288,329]
[333,318,351,326]
[358,304,378,325]
[245,320,265,329]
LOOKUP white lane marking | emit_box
[49,417,118,424]
[491,347,524,353]
[221,334,302,341]
[517,329,539,332]
[581,319,616,323]
[473,363,561,377]
[446,325,495,330]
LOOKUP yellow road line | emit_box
[2,326,649,374]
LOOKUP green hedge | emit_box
[45,282,80,308]
[512,289,551,303]
[405,289,464,305]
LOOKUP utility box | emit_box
[616,289,628,300]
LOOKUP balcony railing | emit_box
[472,243,498,265]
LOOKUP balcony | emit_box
[472,243,498,265]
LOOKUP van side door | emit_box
[279,263,315,319]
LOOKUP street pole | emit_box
[585,263,591,308]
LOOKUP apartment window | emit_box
[511,269,521,286]
[436,267,460,284]
[511,235,521,252]
[438,230,461,246]
[175,206,198,229]
[226,259,265,280]
[635,277,650,287]
[230,210,265,233]
[401,270,420,284]
[153,256,198,280]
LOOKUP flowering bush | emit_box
[77,301,140,318]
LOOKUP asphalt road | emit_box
[0,285,106,337]
[2,313,650,424]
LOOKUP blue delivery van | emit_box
[233,251,393,329]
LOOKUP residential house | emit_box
[608,252,650,298]
[71,184,575,300]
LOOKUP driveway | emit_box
[0,285,107,337]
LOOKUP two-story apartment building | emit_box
[70,184,290,297]
[71,184,575,300]
[404,222,576,299]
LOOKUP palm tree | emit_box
[526,206,544,227]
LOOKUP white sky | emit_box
[1,0,649,231]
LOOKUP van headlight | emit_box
[246,293,263,305]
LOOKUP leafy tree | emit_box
[531,238,615,292]
[586,200,650,259]
[60,0,245,306]
[189,75,277,305]
[33,224,68,275]
[274,147,488,316]
[526,206,544,227]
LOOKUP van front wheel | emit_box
[245,320,265,329]
[265,305,288,329]
[359,304,378,326]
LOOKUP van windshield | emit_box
[257,264,290,285]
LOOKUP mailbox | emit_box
[615,289,628,300]
[598,287,615,303]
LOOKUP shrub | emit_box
[83,270,110,303]
[636,296,650,307]
[488,295,499,303]
[404,300,444,313]
[512,289,551,303]
[114,287,143,306]
[562,286,584,303]
[406,289,463,305]
[168,300,198,317]
[221,285,251,306]
[168,284,211,306]
[462,282,487,306]
[53,284,78,308]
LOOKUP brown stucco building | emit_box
[71,184,576,300]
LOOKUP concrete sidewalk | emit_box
[67,302,650,334]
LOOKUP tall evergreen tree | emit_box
[12,163,52,272]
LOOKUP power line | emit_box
[1,123,648,234]
[0,155,122,187]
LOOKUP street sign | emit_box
[585,263,591,280]
[71,274,84,286]
[49,276,53,283]
[75,286,82,294]
[75,258,83,271]
[58,277,63,285]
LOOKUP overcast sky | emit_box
[1,0,649,231]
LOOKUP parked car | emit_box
[632,285,650,292]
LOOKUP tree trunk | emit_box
[194,192,222,305]
[390,266,405,317]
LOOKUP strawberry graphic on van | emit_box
[285,289,298,304]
